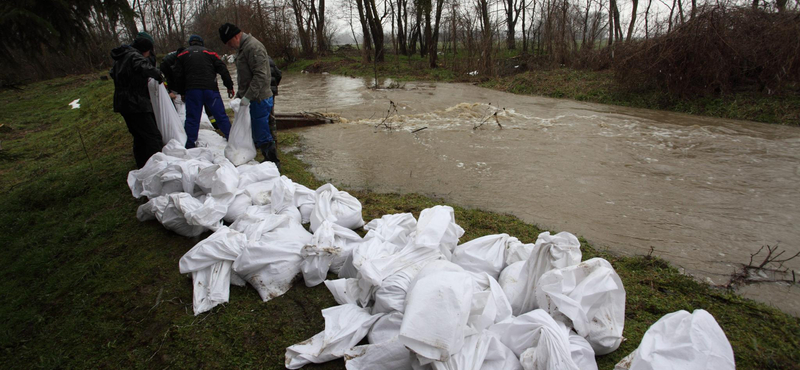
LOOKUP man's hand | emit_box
[240,97,250,107]
[227,89,235,99]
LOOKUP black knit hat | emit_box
[188,34,204,46]
[132,37,154,53]
[219,23,241,44]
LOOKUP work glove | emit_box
[227,89,235,99]
[240,97,250,107]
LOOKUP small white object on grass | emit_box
[69,99,80,109]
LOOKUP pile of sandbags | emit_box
[127,125,735,369]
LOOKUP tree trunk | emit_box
[291,0,314,57]
[316,0,327,53]
[429,0,445,67]
[626,0,638,42]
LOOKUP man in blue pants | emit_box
[219,23,279,169]
[174,35,235,148]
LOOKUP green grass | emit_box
[0,74,799,369]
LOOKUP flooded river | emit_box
[272,72,800,315]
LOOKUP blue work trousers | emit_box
[184,89,232,148]
[249,97,274,147]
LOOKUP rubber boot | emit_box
[260,141,280,171]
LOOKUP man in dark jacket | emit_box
[174,34,235,148]
[268,57,282,143]
[160,47,185,97]
[219,23,279,169]
[110,36,163,169]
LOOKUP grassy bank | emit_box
[284,52,800,125]
[1,74,799,369]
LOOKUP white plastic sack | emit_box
[488,309,578,370]
[302,221,364,287]
[224,98,257,165]
[223,192,252,223]
[368,311,404,344]
[504,237,535,265]
[338,237,398,279]
[506,231,582,316]
[613,309,734,370]
[536,257,625,355]
[345,337,413,370]
[238,161,280,188]
[570,332,598,370]
[399,260,475,362]
[294,183,316,224]
[414,206,464,259]
[451,234,511,280]
[430,331,522,370]
[310,184,365,232]
[324,278,360,306]
[372,262,427,314]
[467,273,513,332]
[137,193,206,237]
[148,78,188,145]
[364,213,418,248]
[233,219,312,302]
[285,304,383,369]
[358,240,443,307]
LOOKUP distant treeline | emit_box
[2,0,798,97]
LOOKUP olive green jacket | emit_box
[235,33,273,102]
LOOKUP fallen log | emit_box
[274,112,335,129]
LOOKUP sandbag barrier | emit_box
[127,129,735,370]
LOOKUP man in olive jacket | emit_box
[110,35,163,168]
[219,23,279,169]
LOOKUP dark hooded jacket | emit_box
[269,57,282,96]
[173,45,233,94]
[160,50,182,91]
[110,45,162,114]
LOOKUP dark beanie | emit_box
[188,34,204,46]
[219,23,241,44]
[136,32,155,45]
[132,37,154,53]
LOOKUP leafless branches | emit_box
[726,245,800,288]
[375,100,403,131]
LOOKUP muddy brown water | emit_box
[237,71,800,315]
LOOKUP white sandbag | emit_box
[147,78,188,145]
[372,262,427,314]
[179,227,247,273]
[223,192,252,223]
[233,219,312,302]
[285,304,383,369]
[536,257,625,355]
[569,332,598,370]
[467,273,513,332]
[451,234,510,280]
[430,331,522,370]
[498,261,525,311]
[270,176,303,224]
[399,260,475,362]
[174,95,186,123]
[238,161,280,188]
[508,231,582,316]
[324,278,360,306]
[196,128,228,155]
[194,159,240,197]
[127,152,183,199]
[294,183,316,224]
[187,261,232,315]
[358,240,443,307]
[364,213,418,248]
[224,98,257,165]
[488,309,578,370]
[368,311,404,344]
[138,193,206,237]
[415,205,464,259]
[504,237,535,265]
[345,337,413,370]
[184,193,233,230]
[229,213,291,242]
[310,184,365,232]
[613,309,734,370]
[338,237,398,279]
[243,181,275,205]
[302,221,364,286]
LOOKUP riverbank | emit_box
[285,52,800,126]
[0,73,798,369]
